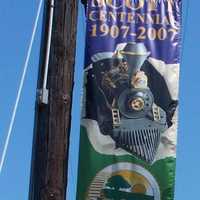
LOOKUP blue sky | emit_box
[0,0,199,200]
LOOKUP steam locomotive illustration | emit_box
[85,43,177,163]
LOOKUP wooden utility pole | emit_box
[29,0,78,200]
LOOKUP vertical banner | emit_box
[77,1,181,200]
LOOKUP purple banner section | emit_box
[84,0,181,66]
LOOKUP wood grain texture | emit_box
[29,0,78,199]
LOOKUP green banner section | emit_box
[77,127,176,200]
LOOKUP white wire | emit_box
[0,0,43,174]
[43,0,54,90]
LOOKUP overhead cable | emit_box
[0,0,43,174]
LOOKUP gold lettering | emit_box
[127,13,135,23]
[91,0,146,10]
[89,11,98,21]
[148,0,157,11]
[137,14,145,23]
[125,0,144,10]
[106,0,122,9]
[163,16,170,25]
[155,14,160,24]
[146,14,155,24]
[165,0,174,13]
[108,11,117,22]
[118,12,126,22]
[99,10,107,21]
